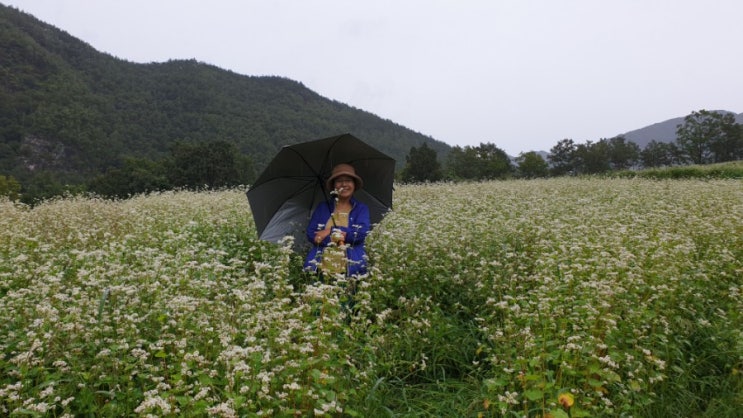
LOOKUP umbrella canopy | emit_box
[247,133,395,250]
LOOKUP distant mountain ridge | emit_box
[618,111,743,149]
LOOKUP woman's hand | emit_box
[314,229,330,244]
[331,230,346,244]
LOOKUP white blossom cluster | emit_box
[1,178,741,416]
[362,178,742,415]
[0,190,357,416]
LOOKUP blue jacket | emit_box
[303,197,369,276]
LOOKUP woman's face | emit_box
[333,175,355,197]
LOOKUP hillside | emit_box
[618,111,743,148]
[0,4,449,187]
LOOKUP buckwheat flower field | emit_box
[1,179,741,417]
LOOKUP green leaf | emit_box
[588,378,603,388]
[484,378,507,390]
[11,409,41,416]
[230,395,246,408]
[95,390,114,399]
[572,408,592,417]
[550,409,570,418]
[671,365,685,374]
[629,380,642,391]
[193,400,210,411]
[198,374,213,385]
[524,388,544,401]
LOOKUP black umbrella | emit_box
[247,133,395,250]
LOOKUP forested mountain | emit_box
[0,4,448,190]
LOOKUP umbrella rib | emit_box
[285,146,323,177]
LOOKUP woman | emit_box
[303,163,370,276]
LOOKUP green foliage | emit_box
[574,140,611,174]
[613,160,743,179]
[676,110,743,164]
[0,174,21,200]
[718,120,743,162]
[548,139,577,176]
[547,111,743,176]
[169,140,254,189]
[605,136,640,170]
[574,135,642,173]
[516,151,549,178]
[447,143,513,180]
[87,141,256,198]
[16,170,87,204]
[640,140,683,168]
[87,157,170,198]
[401,142,443,183]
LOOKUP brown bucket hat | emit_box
[326,163,363,191]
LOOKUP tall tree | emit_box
[640,140,680,168]
[170,141,254,189]
[401,142,442,182]
[88,157,170,198]
[715,118,743,162]
[574,140,610,174]
[676,110,739,164]
[0,175,21,200]
[605,136,640,170]
[548,139,577,176]
[516,151,549,178]
[447,143,513,180]
[474,143,513,179]
[447,146,477,180]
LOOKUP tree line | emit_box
[2,109,741,202]
[400,110,743,182]
[0,141,254,203]
[86,140,255,199]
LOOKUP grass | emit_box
[1,178,741,417]
[613,160,743,179]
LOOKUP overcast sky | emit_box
[5,0,743,155]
